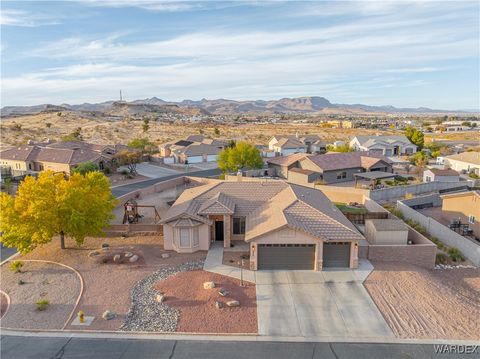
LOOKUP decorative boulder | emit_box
[124,252,133,258]
[113,254,121,263]
[101,243,110,250]
[215,301,223,309]
[88,251,100,258]
[161,253,170,259]
[218,288,229,297]
[102,310,116,320]
[226,300,240,307]
[155,294,165,303]
[203,281,215,289]
[129,255,139,263]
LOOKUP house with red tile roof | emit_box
[161,178,363,270]
[267,151,393,184]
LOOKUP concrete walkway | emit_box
[203,243,256,283]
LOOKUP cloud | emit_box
[76,0,202,12]
[0,9,60,27]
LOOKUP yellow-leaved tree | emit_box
[0,171,117,253]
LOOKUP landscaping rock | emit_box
[129,255,139,263]
[120,260,204,332]
[88,251,100,258]
[203,281,215,289]
[125,252,133,258]
[155,294,165,303]
[101,243,110,250]
[218,288,229,297]
[113,254,121,263]
[226,300,240,307]
[215,301,223,309]
[102,310,116,320]
[161,253,170,259]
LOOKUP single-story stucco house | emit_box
[161,178,363,270]
[423,168,460,183]
[349,135,417,156]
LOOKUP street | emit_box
[111,168,221,197]
[0,335,456,359]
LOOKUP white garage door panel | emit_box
[206,155,218,162]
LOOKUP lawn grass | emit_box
[334,202,368,214]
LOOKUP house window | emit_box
[179,228,190,247]
[336,171,347,179]
[233,217,246,235]
[192,227,199,246]
[468,215,475,224]
[425,176,432,182]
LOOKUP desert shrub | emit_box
[447,247,465,262]
[36,299,50,311]
[103,167,111,175]
[436,253,449,265]
[120,169,129,176]
[18,279,25,285]
[9,260,24,273]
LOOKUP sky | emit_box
[1,0,479,109]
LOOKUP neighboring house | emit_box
[423,168,460,183]
[0,140,118,176]
[159,136,226,164]
[443,152,480,175]
[267,151,393,185]
[161,179,363,270]
[268,134,326,155]
[441,191,480,238]
[349,135,417,156]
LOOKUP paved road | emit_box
[0,244,17,262]
[111,168,221,197]
[0,335,459,359]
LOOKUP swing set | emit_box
[122,198,161,224]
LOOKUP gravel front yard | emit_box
[0,261,81,330]
[155,270,257,333]
[365,261,480,340]
[19,235,206,330]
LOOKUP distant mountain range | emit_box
[1,96,476,117]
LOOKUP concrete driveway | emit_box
[118,162,181,179]
[256,268,393,339]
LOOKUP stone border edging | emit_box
[0,259,85,330]
[0,290,11,319]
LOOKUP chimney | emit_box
[237,170,243,182]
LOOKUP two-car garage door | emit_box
[257,242,351,270]
[258,244,315,270]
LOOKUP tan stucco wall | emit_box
[36,161,71,174]
[163,223,210,253]
[365,221,408,245]
[442,194,480,237]
[0,159,29,171]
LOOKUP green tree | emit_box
[72,161,99,175]
[217,142,263,173]
[142,118,150,132]
[405,125,414,140]
[0,171,116,252]
[62,127,82,141]
[409,151,429,167]
[410,130,424,150]
[326,144,354,153]
[128,137,155,153]
[114,149,143,174]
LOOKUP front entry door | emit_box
[215,221,224,241]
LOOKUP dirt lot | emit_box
[19,235,206,330]
[365,261,480,340]
[155,270,257,333]
[0,261,81,330]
